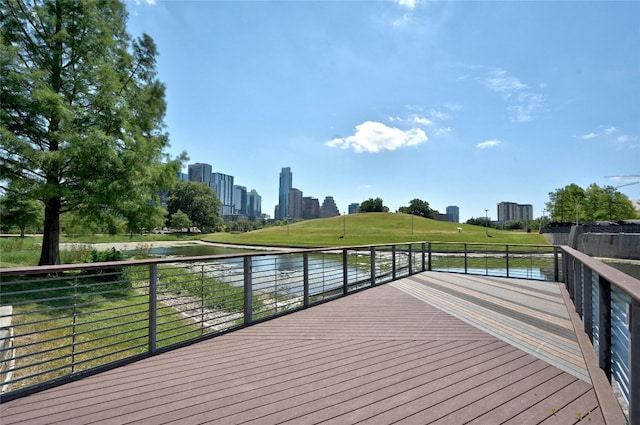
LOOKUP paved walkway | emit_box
[0,272,627,424]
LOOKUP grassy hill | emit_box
[203,213,549,247]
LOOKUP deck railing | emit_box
[561,246,639,424]
[0,242,566,403]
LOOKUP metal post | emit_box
[574,263,583,317]
[428,242,432,271]
[630,299,640,425]
[149,264,158,354]
[554,246,560,282]
[464,243,468,274]
[342,249,348,295]
[370,247,376,287]
[303,253,309,307]
[408,244,413,275]
[505,245,510,278]
[583,267,593,340]
[392,245,397,280]
[421,242,426,272]
[598,276,612,381]
[244,257,253,325]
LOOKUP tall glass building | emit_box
[446,206,460,223]
[188,163,212,184]
[278,167,292,220]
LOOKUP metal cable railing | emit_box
[0,242,580,404]
[561,246,639,424]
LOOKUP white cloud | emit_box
[483,69,527,98]
[411,116,432,126]
[478,67,543,123]
[327,121,428,153]
[580,133,598,140]
[477,140,501,149]
[394,0,417,9]
[434,127,452,136]
[601,125,618,135]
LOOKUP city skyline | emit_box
[127,2,639,222]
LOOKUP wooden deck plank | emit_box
[0,273,626,425]
[392,273,590,381]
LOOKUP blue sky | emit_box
[126,0,639,221]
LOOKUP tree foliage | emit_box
[169,209,192,230]
[546,183,637,222]
[0,190,43,237]
[0,0,184,264]
[166,180,222,231]
[465,217,496,228]
[359,197,388,213]
[398,198,435,219]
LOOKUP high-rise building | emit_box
[248,189,261,219]
[348,203,360,214]
[288,188,303,220]
[302,197,320,219]
[233,185,248,216]
[446,206,459,223]
[518,204,534,221]
[320,196,340,218]
[211,172,234,216]
[497,201,533,223]
[188,163,212,185]
[278,167,292,220]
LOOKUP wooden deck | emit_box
[0,272,627,424]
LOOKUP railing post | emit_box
[342,249,348,295]
[505,245,510,278]
[583,267,593,340]
[303,253,309,307]
[149,264,158,354]
[392,245,397,280]
[408,244,413,275]
[464,243,468,274]
[370,247,376,287]
[630,299,640,425]
[244,257,253,325]
[421,242,426,272]
[574,263,583,317]
[598,276,612,381]
[554,246,560,282]
[567,257,575,300]
[428,243,432,271]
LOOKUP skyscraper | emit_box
[497,201,533,223]
[302,197,320,219]
[446,206,460,223]
[233,185,247,216]
[211,172,234,216]
[288,188,303,220]
[188,163,212,185]
[278,167,292,220]
[248,189,261,219]
[320,196,340,218]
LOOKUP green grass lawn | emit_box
[203,213,549,247]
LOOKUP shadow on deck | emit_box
[0,272,627,424]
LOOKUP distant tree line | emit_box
[546,183,637,223]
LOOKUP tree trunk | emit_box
[39,197,61,266]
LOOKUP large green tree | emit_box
[0,190,43,237]
[546,184,585,222]
[1,0,183,264]
[359,197,388,213]
[166,180,222,231]
[398,198,435,219]
[546,183,637,222]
